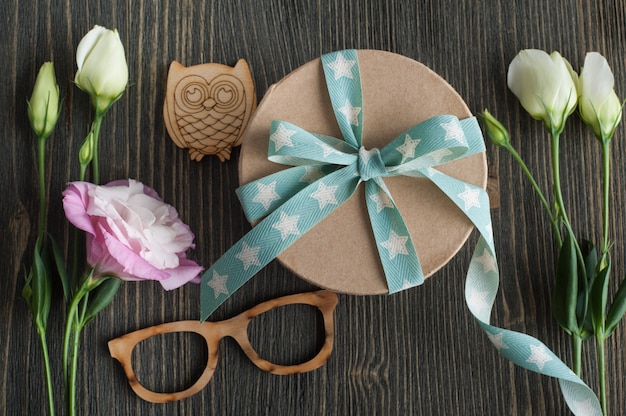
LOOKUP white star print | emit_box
[571,398,600,415]
[424,167,439,177]
[338,99,361,126]
[369,190,394,212]
[326,52,357,79]
[270,123,296,151]
[272,211,301,240]
[309,182,339,210]
[395,134,421,163]
[476,248,497,273]
[467,288,490,312]
[526,344,553,371]
[299,166,325,183]
[316,141,341,158]
[400,278,416,290]
[380,230,409,260]
[235,242,262,270]
[487,332,509,350]
[252,181,281,210]
[207,270,229,298]
[441,120,467,146]
[428,148,453,164]
[458,185,481,211]
[484,222,493,242]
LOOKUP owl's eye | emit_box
[209,74,245,113]
[174,75,210,114]
[185,86,204,104]
[215,88,233,105]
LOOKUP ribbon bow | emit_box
[200,50,601,415]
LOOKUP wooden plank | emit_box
[1,0,626,414]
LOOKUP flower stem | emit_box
[77,112,104,184]
[72,115,103,287]
[62,289,81,387]
[505,143,562,248]
[34,117,53,416]
[36,324,55,416]
[550,130,590,377]
[63,271,100,416]
[68,324,82,416]
[37,135,47,241]
[599,139,611,270]
[90,113,104,185]
[594,136,612,416]
[550,133,568,235]
[63,299,82,416]
[550,131,586,277]
[572,334,582,377]
[62,276,91,414]
[596,335,608,416]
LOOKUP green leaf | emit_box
[49,235,71,301]
[590,263,611,337]
[582,239,598,285]
[82,277,122,327]
[31,238,52,328]
[605,275,626,336]
[22,268,35,314]
[552,233,579,334]
[578,239,597,337]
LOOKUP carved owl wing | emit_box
[163,59,257,162]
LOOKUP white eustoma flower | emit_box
[507,49,578,133]
[75,25,129,113]
[579,52,622,139]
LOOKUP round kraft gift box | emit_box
[238,50,487,295]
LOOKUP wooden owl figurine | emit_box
[163,59,256,162]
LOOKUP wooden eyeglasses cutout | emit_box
[108,290,338,403]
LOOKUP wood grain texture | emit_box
[2,0,626,414]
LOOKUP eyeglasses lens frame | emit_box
[108,290,339,403]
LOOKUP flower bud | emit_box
[27,62,60,138]
[578,52,622,140]
[79,132,94,166]
[507,49,578,133]
[480,110,510,147]
[75,25,129,113]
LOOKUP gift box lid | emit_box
[238,50,487,295]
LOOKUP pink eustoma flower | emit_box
[62,179,202,289]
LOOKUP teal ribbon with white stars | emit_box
[200,50,601,415]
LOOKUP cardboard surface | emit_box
[238,50,487,295]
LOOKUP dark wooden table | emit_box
[2,1,626,415]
